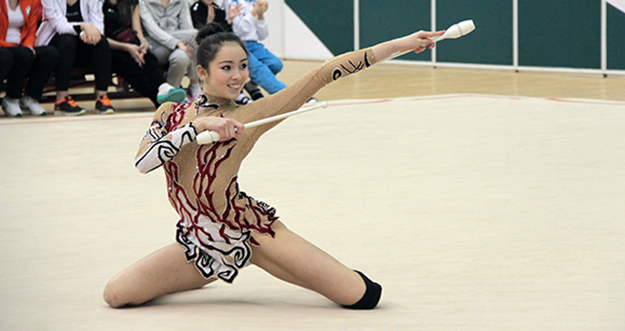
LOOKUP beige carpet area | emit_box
[1,94,624,330]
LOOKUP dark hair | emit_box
[195,23,247,70]
[117,0,138,27]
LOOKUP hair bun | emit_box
[195,23,227,45]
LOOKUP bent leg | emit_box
[245,45,286,95]
[250,221,372,306]
[103,243,216,308]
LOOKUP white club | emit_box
[432,19,476,42]
[390,19,476,60]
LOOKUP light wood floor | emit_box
[1,59,624,330]
[278,60,625,103]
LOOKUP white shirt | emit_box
[5,0,24,44]
[221,0,268,41]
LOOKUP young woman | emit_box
[103,0,185,107]
[103,23,443,309]
[139,0,201,100]
[1,0,58,117]
[37,0,115,115]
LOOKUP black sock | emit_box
[341,270,382,310]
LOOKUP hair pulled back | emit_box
[195,23,248,70]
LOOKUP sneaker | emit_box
[234,93,252,105]
[156,84,186,104]
[95,95,115,114]
[54,96,86,116]
[244,81,264,100]
[306,97,318,104]
[2,97,23,117]
[19,96,47,116]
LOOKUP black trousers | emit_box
[50,33,111,92]
[111,48,166,107]
[0,46,59,100]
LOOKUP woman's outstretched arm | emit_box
[237,29,444,138]
[371,30,444,61]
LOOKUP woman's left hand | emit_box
[80,22,101,45]
[409,30,445,53]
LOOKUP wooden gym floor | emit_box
[1,61,624,331]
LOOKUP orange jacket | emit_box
[0,0,41,48]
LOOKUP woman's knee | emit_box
[52,34,78,53]
[102,277,129,308]
[266,58,283,75]
[169,49,191,67]
[35,46,59,66]
[0,49,14,69]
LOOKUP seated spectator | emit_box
[103,0,185,107]
[139,0,201,101]
[37,0,116,115]
[1,0,58,117]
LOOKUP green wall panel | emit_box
[519,0,601,69]
[436,0,512,65]
[286,0,353,55]
[608,5,625,70]
[360,0,431,62]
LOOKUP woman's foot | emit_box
[234,93,252,105]
[95,95,115,114]
[19,96,47,116]
[157,83,186,104]
[54,96,86,116]
[1,97,23,117]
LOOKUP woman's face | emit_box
[198,43,249,100]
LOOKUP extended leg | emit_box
[103,243,216,308]
[250,221,381,308]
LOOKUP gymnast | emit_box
[103,23,443,309]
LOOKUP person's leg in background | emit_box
[244,41,286,95]
[21,45,60,116]
[77,37,115,114]
[49,34,86,116]
[1,47,33,117]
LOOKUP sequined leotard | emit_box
[134,48,377,282]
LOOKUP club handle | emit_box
[196,130,221,144]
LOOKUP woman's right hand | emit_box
[227,3,242,23]
[193,116,245,141]
[176,41,193,59]
[126,44,146,67]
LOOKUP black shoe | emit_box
[95,95,115,114]
[54,96,86,116]
[234,93,252,105]
[245,81,264,100]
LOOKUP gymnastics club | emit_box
[390,19,476,59]
[196,101,328,145]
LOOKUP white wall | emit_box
[253,0,333,60]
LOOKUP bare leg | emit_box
[250,221,367,306]
[103,243,216,308]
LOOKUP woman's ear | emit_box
[196,65,208,82]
